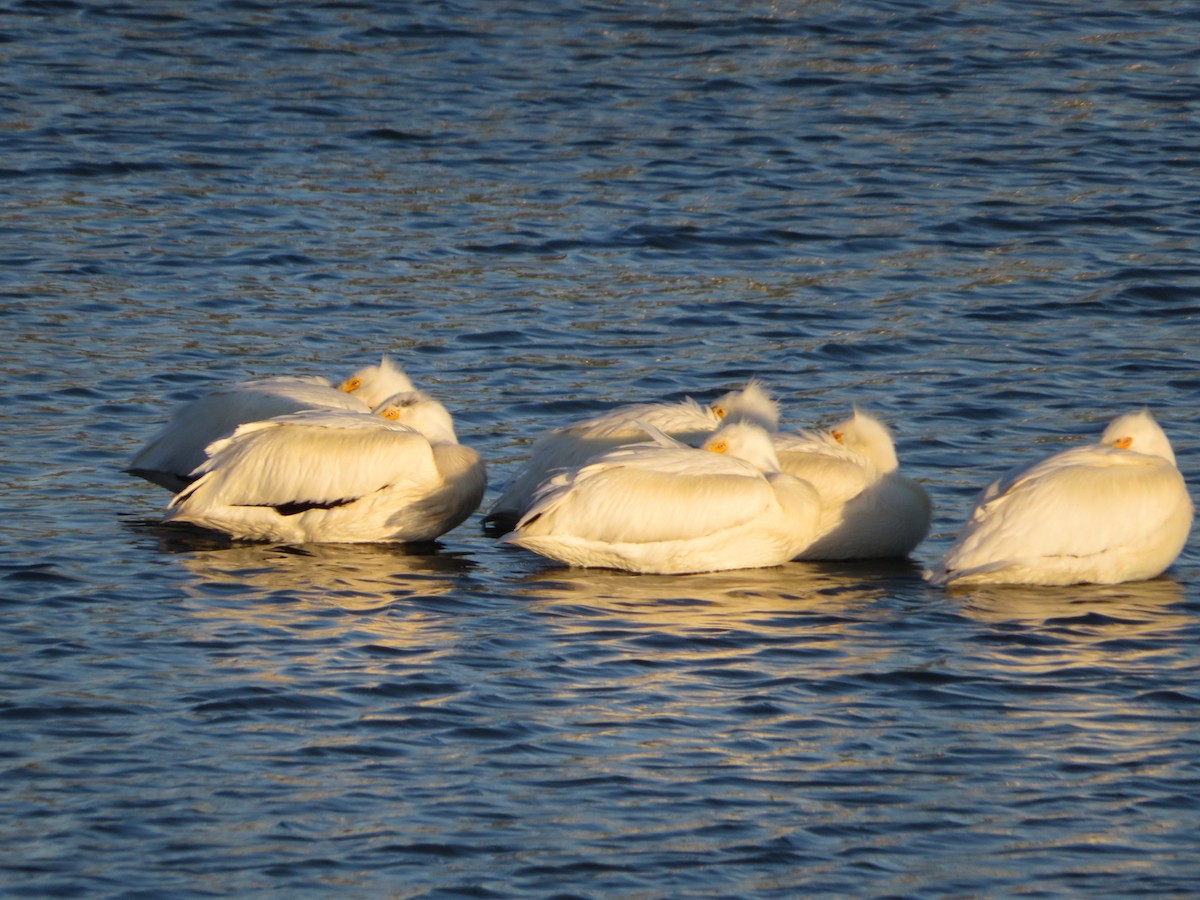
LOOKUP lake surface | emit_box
[2,1,1200,896]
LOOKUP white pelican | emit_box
[484,381,779,531]
[128,356,414,491]
[165,390,486,544]
[773,408,931,559]
[925,409,1193,586]
[499,420,820,574]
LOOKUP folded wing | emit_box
[173,411,435,512]
[515,444,777,545]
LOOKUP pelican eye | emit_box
[380,407,401,421]
[712,405,727,419]
[832,429,845,443]
[708,440,729,454]
[1114,436,1133,449]
[341,376,363,393]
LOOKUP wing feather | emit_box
[559,398,715,440]
[774,429,874,506]
[173,412,435,510]
[129,376,367,481]
[516,446,775,544]
[776,451,871,507]
[488,400,713,512]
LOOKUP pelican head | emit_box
[1101,409,1176,464]
[702,421,781,472]
[340,355,415,408]
[830,407,899,473]
[374,390,458,444]
[709,380,779,432]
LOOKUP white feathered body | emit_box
[486,382,779,527]
[129,377,365,491]
[774,410,931,559]
[166,408,485,544]
[926,410,1192,586]
[500,422,819,574]
[129,357,415,492]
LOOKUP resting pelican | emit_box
[165,390,485,544]
[925,409,1192,586]
[774,408,931,559]
[484,381,779,532]
[128,356,414,491]
[499,420,819,574]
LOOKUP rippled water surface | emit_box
[3,1,1200,896]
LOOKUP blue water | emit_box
[3,1,1200,896]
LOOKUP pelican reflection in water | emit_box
[171,541,473,610]
[956,576,1188,629]
[511,559,921,633]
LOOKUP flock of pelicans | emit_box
[126,357,1194,588]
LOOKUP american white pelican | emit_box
[484,381,779,531]
[925,409,1193,586]
[165,390,486,544]
[128,357,414,491]
[773,408,931,559]
[499,420,820,574]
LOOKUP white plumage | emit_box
[774,408,931,559]
[128,357,414,491]
[500,420,820,574]
[925,409,1193,586]
[484,381,779,531]
[165,390,486,544]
